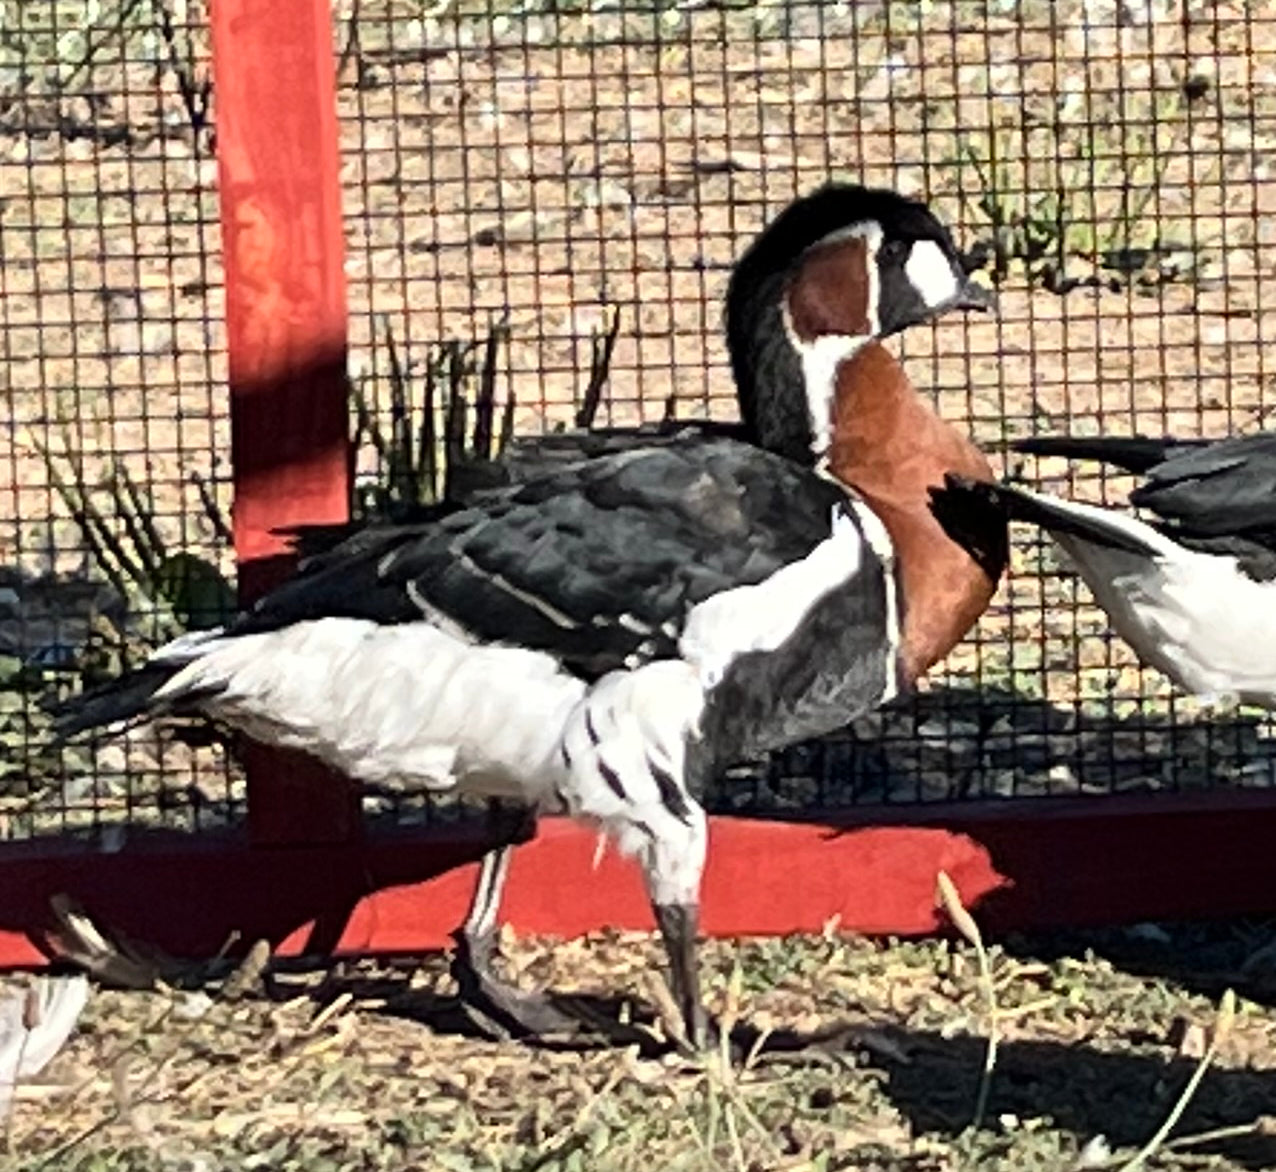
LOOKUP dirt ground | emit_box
[6,919,1276,1170]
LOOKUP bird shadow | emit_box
[1001,916,1276,1011]
[864,1022,1276,1169]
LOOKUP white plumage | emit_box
[1031,490,1276,708]
[156,618,586,801]
[54,180,997,1049]
[679,502,869,688]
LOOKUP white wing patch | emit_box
[905,239,960,310]
[678,502,873,689]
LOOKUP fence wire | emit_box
[336,0,1276,817]
[1,0,1274,843]
[1,0,237,840]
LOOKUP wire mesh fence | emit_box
[0,0,237,839]
[2,0,1275,843]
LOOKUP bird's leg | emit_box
[653,900,710,1050]
[451,805,579,1039]
[642,803,712,1051]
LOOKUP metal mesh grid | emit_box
[0,1,240,840]
[336,0,1276,818]
[3,1,1274,844]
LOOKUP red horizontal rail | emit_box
[3,791,1276,968]
[16,1,1262,982]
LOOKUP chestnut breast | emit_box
[826,343,1007,684]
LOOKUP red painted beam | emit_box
[211,0,355,845]
[2,793,1276,968]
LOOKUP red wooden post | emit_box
[211,0,357,844]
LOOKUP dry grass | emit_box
[3,8,1276,1168]
[4,920,1276,1170]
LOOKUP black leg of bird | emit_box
[450,813,580,1040]
[653,900,710,1050]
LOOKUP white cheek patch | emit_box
[904,239,960,309]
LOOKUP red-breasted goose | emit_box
[52,184,1006,1050]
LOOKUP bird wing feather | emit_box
[233,437,847,679]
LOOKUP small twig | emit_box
[1113,989,1237,1172]
[936,870,1000,1132]
[722,1099,747,1172]
[34,933,245,1170]
[1163,1119,1266,1152]
[575,305,622,429]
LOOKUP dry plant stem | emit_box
[33,933,245,1169]
[149,0,212,136]
[190,471,233,544]
[522,1063,626,1171]
[48,0,149,91]
[472,316,511,460]
[335,0,364,81]
[1163,1120,1265,1152]
[115,464,167,569]
[26,428,135,601]
[936,870,1000,1132]
[575,305,622,429]
[112,475,164,584]
[420,345,440,502]
[2,980,38,1154]
[1112,989,1237,1172]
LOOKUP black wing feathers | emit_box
[235,438,846,680]
[1012,435,1208,474]
[1129,435,1276,541]
[935,475,1161,558]
[279,421,752,562]
[1016,431,1276,547]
